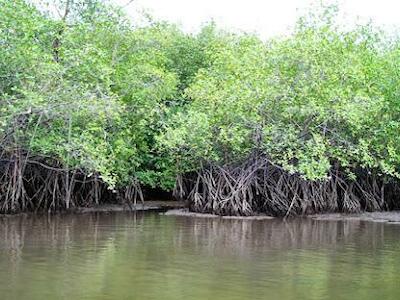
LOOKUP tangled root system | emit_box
[175,154,400,216]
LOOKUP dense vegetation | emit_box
[1,0,400,215]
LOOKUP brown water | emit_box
[1,212,400,300]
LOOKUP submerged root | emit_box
[176,155,396,216]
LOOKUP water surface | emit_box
[1,212,400,300]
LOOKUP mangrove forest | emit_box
[2,0,400,216]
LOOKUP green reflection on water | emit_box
[1,212,400,300]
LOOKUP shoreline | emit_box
[2,203,400,224]
[75,200,185,213]
[164,208,274,220]
[164,208,400,224]
[0,201,185,218]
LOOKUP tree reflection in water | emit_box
[0,212,400,300]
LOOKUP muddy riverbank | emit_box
[0,201,185,217]
[164,208,400,223]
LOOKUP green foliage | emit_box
[159,4,400,182]
[2,0,400,193]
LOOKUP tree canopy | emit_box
[1,0,400,214]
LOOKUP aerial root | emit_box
[175,154,394,216]
[0,152,142,214]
